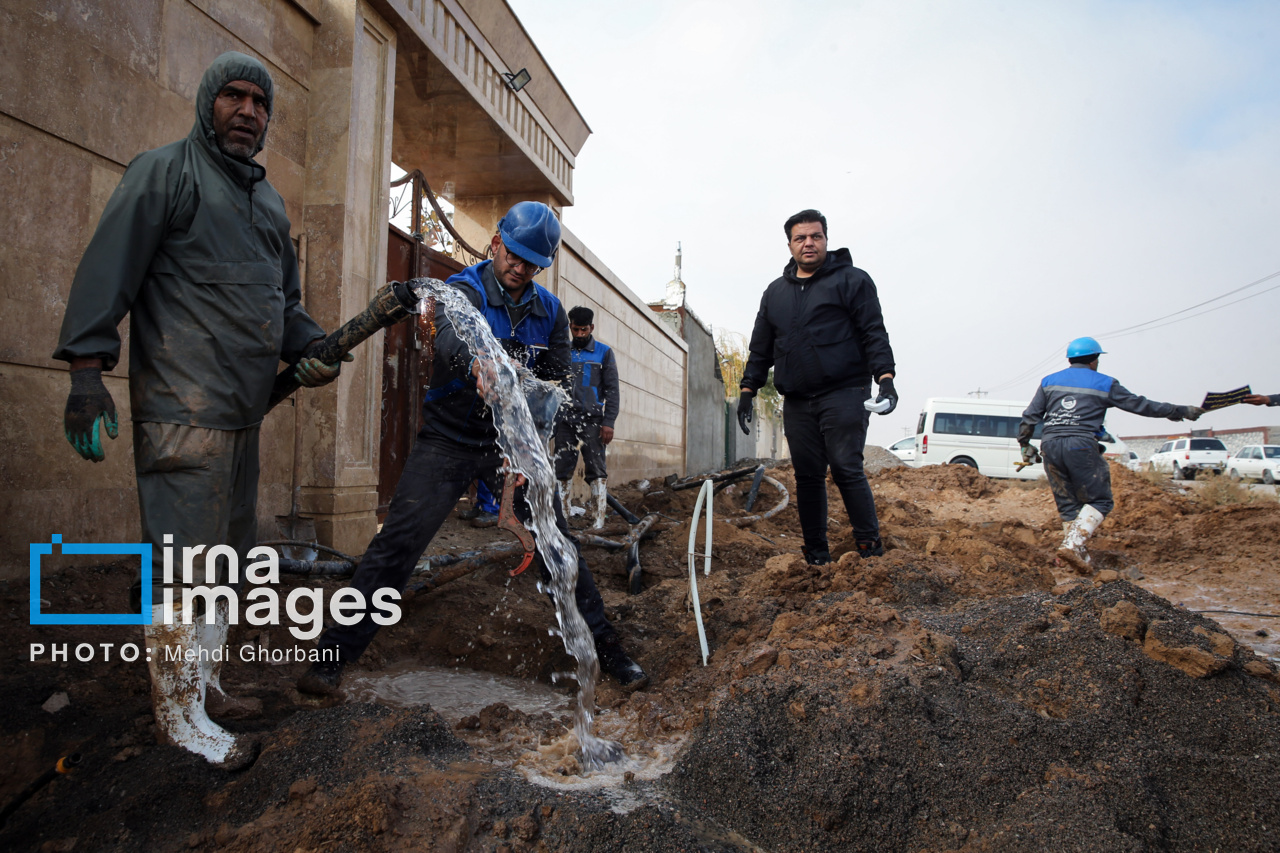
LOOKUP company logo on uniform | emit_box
[1061,396,1077,410]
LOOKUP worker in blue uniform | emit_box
[1020,337,1204,572]
[554,306,620,529]
[297,202,647,695]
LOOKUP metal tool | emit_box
[498,474,537,576]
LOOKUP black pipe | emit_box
[0,754,81,827]
[744,464,766,512]
[606,493,641,525]
[278,559,359,576]
[268,279,427,411]
[669,465,760,491]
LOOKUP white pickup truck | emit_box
[1148,437,1229,480]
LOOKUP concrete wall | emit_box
[725,398,787,467]
[554,227,687,492]
[682,311,726,476]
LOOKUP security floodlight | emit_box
[503,68,531,92]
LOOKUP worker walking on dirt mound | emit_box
[297,202,648,697]
[1020,337,1205,573]
[740,209,898,565]
[554,306,620,529]
[52,53,349,770]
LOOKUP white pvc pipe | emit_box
[687,479,713,665]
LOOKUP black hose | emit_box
[745,464,766,512]
[669,465,760,491]
[259,540,360,564]
[606,493,641,525]
[0,754,81,827]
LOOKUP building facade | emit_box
[0,0,687,578]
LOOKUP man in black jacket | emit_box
[739,209,898,565]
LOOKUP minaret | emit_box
[664,241,685,310]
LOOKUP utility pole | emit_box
[968,388,988,398]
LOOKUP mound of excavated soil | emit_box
[3,462,1279,851]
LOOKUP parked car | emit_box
[1148,437,1229,480]
[1226,445,1280,485]
[1124,450,1142,472]
[887,436,917,465]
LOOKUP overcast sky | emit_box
[506,0,1280,448]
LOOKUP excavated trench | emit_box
[3,457,1280,852]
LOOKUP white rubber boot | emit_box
[559,479,574,521]
[199,600,261,720]
[1058,504,1105,574]
[145,605,257,769]
[591,479,608,530]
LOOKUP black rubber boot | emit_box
[597,636,650,690]
[855,537,885,558]
[297,657,346,696]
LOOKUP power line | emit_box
[983,267,1280,395]
[1096,269,1280,339]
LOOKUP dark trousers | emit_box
[783,385,879,550]
[318,432,618,662]
[134,422,259,600]
[1042,436,1114,521]
[553,417,607,481]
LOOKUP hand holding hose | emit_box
[293,342,354,388]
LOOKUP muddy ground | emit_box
[3,455,1280,852]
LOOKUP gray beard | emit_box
[216,136,257,160]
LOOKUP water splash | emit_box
[409,277,623,768]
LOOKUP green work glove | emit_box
[293,345,354,388]
[64,367,118,462]
[1020,443,1041,465]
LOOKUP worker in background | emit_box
[740,209,898,565]
[1244,392,1280,407]
[297,202,648,696]
[554,306,620,529]
[53,53,347,769]
[1020,337,1205,572]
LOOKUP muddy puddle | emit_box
[343,661,687,802]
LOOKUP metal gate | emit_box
[379,226,466,518]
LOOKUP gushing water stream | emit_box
[409,278,623,769]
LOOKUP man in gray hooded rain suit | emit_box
[53,52,345,769]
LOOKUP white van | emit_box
[913,397,1130,481]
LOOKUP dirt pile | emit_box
[3,463,1279,851]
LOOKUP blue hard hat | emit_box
[1066,336,1106,359]
[498,201,561,268]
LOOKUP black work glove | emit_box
[869,376,898,415]
[737,390,755,435]
[1168,405,1205,422]
[293,340,354,388]
[64,367,118,463]
[1019,443,1041,465]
